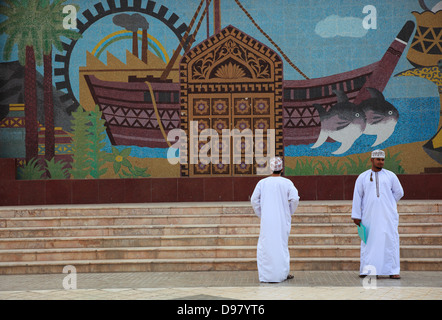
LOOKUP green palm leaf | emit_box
[0,0,82,64]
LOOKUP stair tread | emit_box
[2,244,441,253]
[0,245,358,253]
[2,222,440,229]
[4,212,440,218]
[1,233,440,240]
[1,257,441,267]
[1,214,258,220]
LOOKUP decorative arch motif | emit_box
[190,38,273,81]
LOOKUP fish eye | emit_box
[355,113,360,117]
[388,110,393,115]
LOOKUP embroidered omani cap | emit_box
[371,149,385,159]
[270,157,283,171]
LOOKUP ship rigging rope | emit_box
[145,81,172,148]
[161,0,209,80]
[187,0,212,52]
[233,0,310,80]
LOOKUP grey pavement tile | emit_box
[0,270,441,301]
[1,271,441,292]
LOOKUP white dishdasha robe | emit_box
[351,169,404,276]
[251,176,300,282]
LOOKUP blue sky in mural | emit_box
[61,0,440,99]
[1,0,440,159]
[1,0,439,98]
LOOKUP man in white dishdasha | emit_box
[251,157,300,283]
[351,149,404,279]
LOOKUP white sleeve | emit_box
[391,173,404,203]
[351,175,364,220]
[250,181,262,218]
[288,183,300,215]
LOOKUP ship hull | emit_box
[85,75,180,148]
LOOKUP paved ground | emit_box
[0,270,440,300]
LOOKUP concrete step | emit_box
[1,245,441,262]
[398,213,442,223]
[0,257,440,275]
[0,203,253,218]
[0,245,356,261]
[0,257,353,274]
[1,223,441,239]
[0,215,259,228]
[0,200,440,218]
[2,212,441,228]
[1,233,441,250]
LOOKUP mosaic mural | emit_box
[0,0,441,180]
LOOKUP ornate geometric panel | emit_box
[193,99,211,116]
[101,104,180,130]
[189,39,274,83]
[253,118,270,131]
[0,118,24,128]
[233,118,252,131]
[212,98,229,116]
[283,106,320,128]
[212,162,230,175]
[253,98,271,115]
[193,162,211,175]
[180,25,284,177]
[234,161,253,175]
[234,98,251,115]
[212,118,229,134]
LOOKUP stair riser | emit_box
[399,215,442,223]
[3,247,441,262]
[4,214,440,228]
[0,261,259,275]
[0,207,236,218]
[0,226,262,238]
[0,248,359,261]
[2,224,441,238]
[1,202,439,218]
[1,259,440,275]
[1,234,441,250]
[400,248,442,258]
[0,216,259,228]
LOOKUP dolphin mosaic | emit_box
[311,90,366,155]
[311,88,400,155]
[359,87,399,147]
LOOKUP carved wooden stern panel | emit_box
[180,26,283,177]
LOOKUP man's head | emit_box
[371,149,385,171]
[270,157,283,175]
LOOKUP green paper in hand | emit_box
[357,223,367,243]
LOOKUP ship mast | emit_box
[160,0,211,81]
[214,0,221,34]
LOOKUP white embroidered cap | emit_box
[371,149,385,159]
[270,157,283,171]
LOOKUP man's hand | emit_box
[353,219,361,226]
